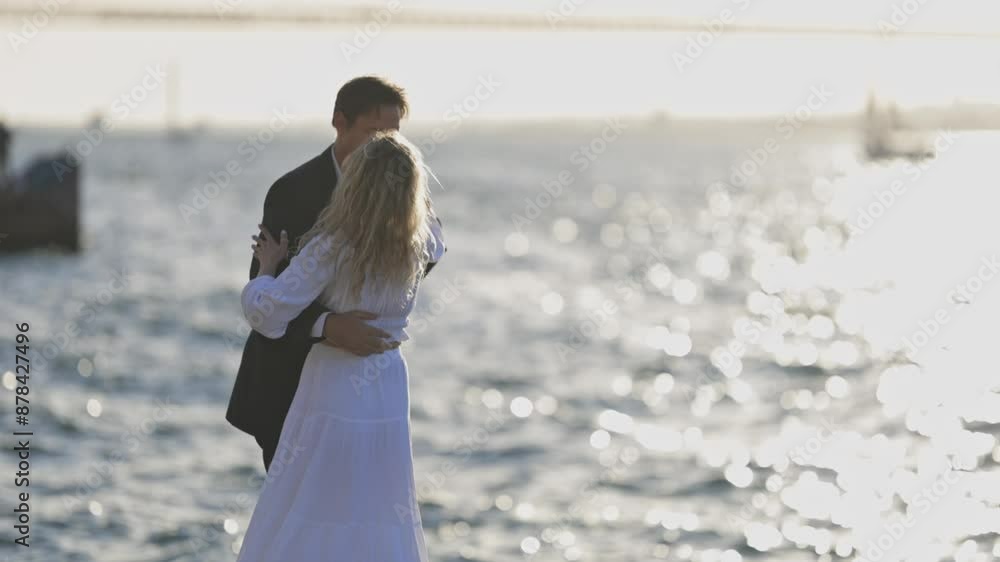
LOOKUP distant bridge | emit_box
[1,4,998,38]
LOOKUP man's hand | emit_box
[321,310,400,356]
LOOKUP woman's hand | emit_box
[252,224,288,277]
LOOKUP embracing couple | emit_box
[225,76,444,561]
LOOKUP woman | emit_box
[235,131,444,561]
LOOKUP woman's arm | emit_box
[250,179,332,342]
[242,233,338,339]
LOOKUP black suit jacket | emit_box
[226,144,444,445]
[226,145,338,442]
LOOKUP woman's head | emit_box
[300,130,432,304]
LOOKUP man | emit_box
[226,76,441,471]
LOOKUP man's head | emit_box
[332,76,408,160]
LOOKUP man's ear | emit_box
[332,111,346,131]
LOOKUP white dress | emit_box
[235,217,445,562]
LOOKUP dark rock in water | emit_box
[0,151,80,253]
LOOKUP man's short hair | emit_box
[334,76,408,126]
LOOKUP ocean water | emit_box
[1,120,999,562]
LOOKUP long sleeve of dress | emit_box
[242,234,339,339]
[427,208,446,265]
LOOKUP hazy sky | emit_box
[14,0,1000,32]
[2,1,999,126]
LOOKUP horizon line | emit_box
[2,5,999,39]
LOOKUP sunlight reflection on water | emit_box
[2,125,999,561]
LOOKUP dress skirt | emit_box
[236,344,428,562]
